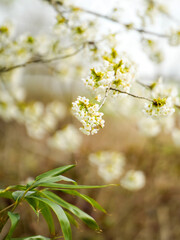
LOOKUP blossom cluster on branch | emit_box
[0,0,180,147]
[72,47,179,135]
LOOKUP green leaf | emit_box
[0,185,26,194]
[26,197,55,235]
[34,175,76,188]
[0,189,13,199]
[11,235,50,240]
[64,210,79,228]
[41,191,99,230]
[39,201,55,235]
[26,195,72,240]
[38,182,114,189]
[12,190,35,201]
[7,185,27,191]
[35,165,75,181]
[5,212,20,240]
[25,197,40,216]
[60,189,106,213]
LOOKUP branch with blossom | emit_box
[72,47,179,135]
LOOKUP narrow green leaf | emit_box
[26,196,56,236]
[26,196,72,240]
[11,235,50,240]
[0,189,13,199]
[12,190,35,201]
[8,185,27,191]
[35,165,75,181]
[34,175,76,188]
[5,212,20,240]
[25,198,40,216]
[60,189,106,213]
[0,185,26,192]
[41,191,99,230]
[64,210,79,228]
[38,182,114,189]
[39,201,55,235]
[25,197,56,236]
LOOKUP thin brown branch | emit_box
[136,80,151,89]
[50,0,62,15]
[0,44,85,73]
[175,104,180,109]
[110,87,153,102]
[136,81,180,109]
[0,203,16,214]
[71,7,169,38]
[98,88,109,109]
[47,0,169,38]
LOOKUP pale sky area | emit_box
[0,0,180,83]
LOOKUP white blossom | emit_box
[24,102,44,122]
[169,30,180,46]
[26,121,47,140]
[46,101,67,120]
[120,170,146,191]
[151,77,180,105]
[72,96,105,135]
[23,101,66,139]
[89,151,125,182]
[83,49,137,99]
[138,117,161,137]
[0,102,19,121]
[143,97,175,118]
[48,124,82,152]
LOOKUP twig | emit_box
[47,0,170,38]
[136,81,180,109]
[175,104,180,109]
[66,6,169,39]
[136,80,151,89]
[98,88,109,109]
[0,44,85,73]
[110,87,153,102]
[50,0,63,15]
[0,203,16,214]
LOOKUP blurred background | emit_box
[0,0,180,239]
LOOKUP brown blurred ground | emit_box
[0,115,180,240]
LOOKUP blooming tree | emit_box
[0,0,180,239]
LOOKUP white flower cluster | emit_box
[72,96,105,135]
[120,170,146,191]
[0,21,86,70]
[89,151,125,182]
[83,49,137,99]
[151,78,180,106]
[138,117,161,137]
[142,38,163,63]
[0,69,25,122]
[89,151,146,190]
[0,80,67,140]
[24,101,67,140]
[54,11,98,45]
[143,97,175,118]
[169,29,180,46]
[73,49,137,135]
[48,124,82,152]
[138,116,175,137]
